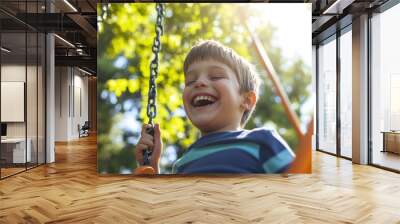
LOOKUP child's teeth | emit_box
[193,95,216,105]
[195,96,214,103]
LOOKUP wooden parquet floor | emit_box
[1,135,400,224]
[1,167,26,178]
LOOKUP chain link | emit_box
[99,0,111,23]
[147,3,164,125]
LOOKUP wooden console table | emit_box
[1,138,32,164]
[381,131,400,154]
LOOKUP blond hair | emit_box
[183,40,261,127]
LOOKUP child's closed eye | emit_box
[210,74,226,80]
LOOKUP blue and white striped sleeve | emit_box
[257,129,295,173]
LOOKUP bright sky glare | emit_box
[247,3,312,68]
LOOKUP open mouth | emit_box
[191,95,217,108]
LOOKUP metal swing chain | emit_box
[147,3,164,125]
[99,1,111,22]
[143,3,164,166]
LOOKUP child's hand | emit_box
[135,123,163,173]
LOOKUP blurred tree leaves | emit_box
[97,3,311,174]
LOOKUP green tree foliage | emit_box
[97,3,311,174]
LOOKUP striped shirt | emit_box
[172,128,295,174]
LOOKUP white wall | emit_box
[55,67,68,141]
[55,67,89,141]
[1,64,46,164]
[1,65,25,81]
[72,72,89,138]
[1,82,25,122]
[1,65,35,138]
[1,65,26,140]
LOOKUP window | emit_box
[339,28,352,158]
[370,2,400,171]
[317,36,337,154]
[0,0,46,179]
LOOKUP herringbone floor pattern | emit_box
[1,135,400,223]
